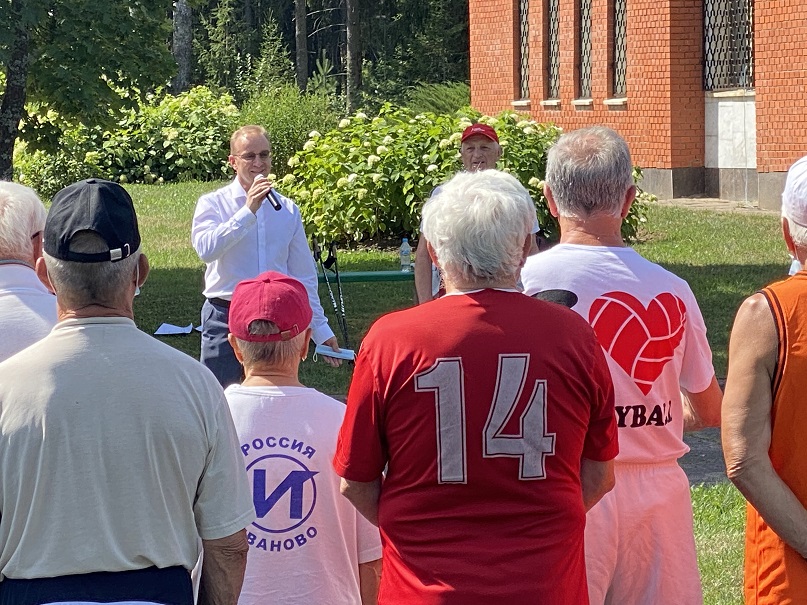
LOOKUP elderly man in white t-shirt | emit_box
[0,182,56,362]
[224,270,381,605]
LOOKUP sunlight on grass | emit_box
[692,483,746,605]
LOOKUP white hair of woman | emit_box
[421,169,535,288]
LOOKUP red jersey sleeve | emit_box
[582,333,619,462]
[333,340,387,482]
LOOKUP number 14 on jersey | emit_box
[415,354,556,484]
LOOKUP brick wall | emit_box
[755,0,807,173]
[468,0,705,171]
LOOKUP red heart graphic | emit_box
[588,292,686,395]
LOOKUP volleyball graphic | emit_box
[588,291,686,395]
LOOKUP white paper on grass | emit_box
[154,322,194,335]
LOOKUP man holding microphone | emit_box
[192,125,341,387]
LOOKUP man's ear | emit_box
[620,185,637,219]
[35,256,55,294]
[783,217,798,257]
[228,333,245,364]
[544,184,560,218]
[31,231,44,263]
[137,253,150,287]
[301,327,313,360]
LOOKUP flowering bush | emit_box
[284,105,566,242]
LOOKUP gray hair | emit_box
[422,169,534,286]
[0,182,47,261]
[43,231,140,307]
[236,320,306,369]
[782,207,807,250]
[546,126,634,218]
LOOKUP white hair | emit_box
[0,182,47,261]
[422,169,534,286]
[236,320,307,369]
[546,126,634,218]
[782,207,807,250]
[43,231,140,307]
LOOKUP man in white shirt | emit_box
[520,126,722,605]
[225,270,381,605]
[192,125,340,387]
[0,182,56,362]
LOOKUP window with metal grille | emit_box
[704,0,754,90]
[579,0,593,98]
[547,0,560,99]
[518,0,530,99]
[612,0,627,97]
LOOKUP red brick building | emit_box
[469,0,807,207]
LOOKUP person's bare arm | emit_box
[359,558,382,605]
[682,376,723,432]
[414,238,434,304]
[198,530,249,605]
[581,457,615,511]
[340,477,381,526]
[723,294,807,557]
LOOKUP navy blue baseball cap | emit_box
[45,179,140,263]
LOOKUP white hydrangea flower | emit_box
[372,117,385,125]
[426,164,438,172]
[438,139,450,148]
[363,141,371,147]
[303,140,316,151]
[376,145,389,155]
[336,177,348,188]
[339,118,351,128]
[308,130,321,139]
[523,126,536,135]
[367,155,381,166]
[528,177,540,187]
[516,120,531,128]
[382,135,394,145]
[297,190,310,200]
[313,188,324,198]
[287,156,300,167]
[449,132,462,144]
[347,173,358,183]
[282,174,296,185]
[356,112,368,120]
[371,173,382,184]
[356,188,368,200]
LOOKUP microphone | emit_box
[256,175,283,211]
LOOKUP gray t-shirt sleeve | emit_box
[194,393,256,540]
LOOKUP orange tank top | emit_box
[745,273,807,603]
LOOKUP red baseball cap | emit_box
[229,271,313,342]
[461,123,499,144]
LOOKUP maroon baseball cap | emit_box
[229,271,313,342]
[461,123,499,144]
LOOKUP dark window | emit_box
[704,0,754,90]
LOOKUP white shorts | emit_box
[585,461,702,605]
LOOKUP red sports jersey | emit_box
[334,289,618,605]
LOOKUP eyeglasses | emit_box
[31,230,42,240]
[235,151,271,162]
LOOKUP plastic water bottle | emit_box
[399,237,412,272]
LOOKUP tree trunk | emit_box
[171,0,193,94]
[0,5,31,181]
[294,0,308,91]
[345,0,360,113]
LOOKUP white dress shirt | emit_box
[191,179,334,344]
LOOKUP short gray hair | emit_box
[782,208,807,250]
[0,182,47,261]
[422,169,534,286]
[546,126,634,218]
[43,231,140,307]
[236,320,306,369]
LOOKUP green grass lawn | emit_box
[128,182,781,604]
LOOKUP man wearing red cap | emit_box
[225,270,381,605]
[414,123,540,304]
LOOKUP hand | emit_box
[319,336,342,367]
[246,174,274,214]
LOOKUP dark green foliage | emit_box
[405,82,471,115]
[15,87,239,198]
[239,85,340,178]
